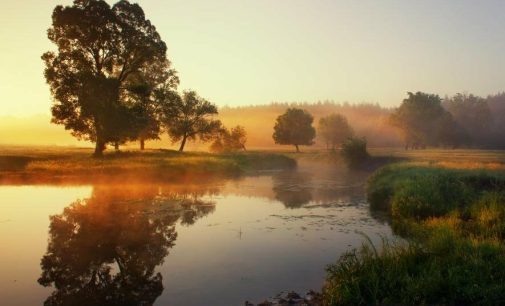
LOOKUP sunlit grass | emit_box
[324,159,505,305]
[0,146,295,184]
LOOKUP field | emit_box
[371,147,505,169]
[0,146,296,185]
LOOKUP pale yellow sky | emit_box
[1,0,505,116]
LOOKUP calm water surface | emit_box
[0,162,393,306]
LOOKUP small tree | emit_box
[273,108,316,152]
[209,125,247,152]
[161,90,221,152]
[318,113,354,150]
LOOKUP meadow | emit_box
[0,146,296,185]
[323,151,505,305]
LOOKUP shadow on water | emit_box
[35,159,392,305]
[38,185,216,306]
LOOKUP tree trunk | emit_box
[295,144,300,153]
[179,135,187,152]
[93,139,105,158]
[140,139,145,150]
[114,142,119,151]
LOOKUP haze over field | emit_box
[0,103,400,148]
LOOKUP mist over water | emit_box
[0,160,394,306]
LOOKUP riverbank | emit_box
[0,147,296,185]
[323,162,505,305]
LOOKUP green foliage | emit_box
[160,90,221,152]
[43,0,174,156]
[273,108,316,152]
[340,137,369,167]
[318,113,353,150]
[324,234,505,305]
[391,175,472,220]
[325,164,505,305]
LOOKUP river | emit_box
[0,160,393,305]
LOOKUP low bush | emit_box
[340,137,369,168]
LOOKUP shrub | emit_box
[340,137,369,167]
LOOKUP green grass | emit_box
[324,162,505,305]
[0,147,296,184]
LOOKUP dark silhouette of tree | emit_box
[38,186,216,306]
[160,90,221,152]
[127,65,179,151]
[318,113,353,150]
[272,108,316,152]
[209,125,247,152]
[389,92,457,149]
[43,0,171,156]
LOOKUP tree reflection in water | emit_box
[38,185,216,306]
[271,167,368,208]
[272,170,313,208]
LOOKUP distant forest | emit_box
[2,92,505,150]
[220,92,505,150]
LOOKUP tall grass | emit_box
[324,163,505,305]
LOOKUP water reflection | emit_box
[38,186,216,306]
[272,171,313,208]
[271,167,368,209]
[30,165,393,306]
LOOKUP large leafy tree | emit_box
[273,108,316,152]
[160,90,221,152]
[389,92,457,149]
[43,0,170,156]
[318,113,354,150]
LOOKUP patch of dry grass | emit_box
[0,146,295,184]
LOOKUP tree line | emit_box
[43,0,246,156]
[271,90,505,152]
[390,91,505,149]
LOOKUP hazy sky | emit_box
[2,0,505,116]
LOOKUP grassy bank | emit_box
[324,163,505,305]
[0,147,296,184]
